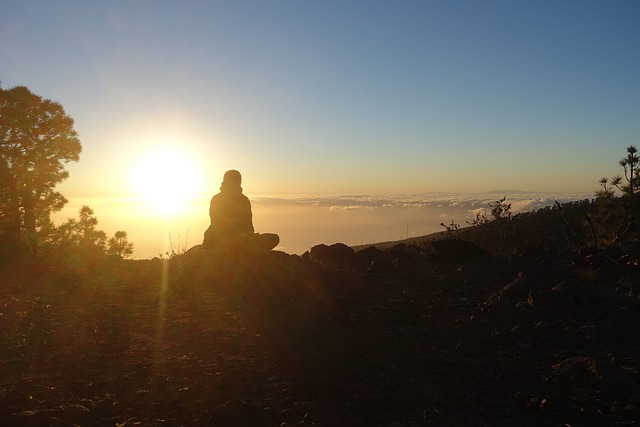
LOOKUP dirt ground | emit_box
[1,246,639,426]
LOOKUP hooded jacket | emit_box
[208,181,254,238]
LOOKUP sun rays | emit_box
[132,148,204,216]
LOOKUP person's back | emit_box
[203,170,279,252]
[209,183,254,239]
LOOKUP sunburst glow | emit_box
[132,148,203,215]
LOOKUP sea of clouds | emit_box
[255,191,593,217]
[55,191,594,258]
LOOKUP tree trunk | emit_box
[0,157,32,258]
[22,194,38,256]
[0,157,21,233]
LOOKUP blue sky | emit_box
[2,0,639,197]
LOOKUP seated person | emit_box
[202,170,279,252]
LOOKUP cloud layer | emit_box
[53,191,594,258]
[256,191,593,217]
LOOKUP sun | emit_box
[132,148,203,214]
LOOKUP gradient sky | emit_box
[1,0,639,198]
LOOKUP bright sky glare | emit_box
[1,0,639,198]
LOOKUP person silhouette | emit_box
[202,170,279,252]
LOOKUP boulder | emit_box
[356,246,388,264]
[309,243,355,264]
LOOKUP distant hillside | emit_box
[351,196,593,255]
[351,230,448,251]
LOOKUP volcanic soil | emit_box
[1,243,639,426]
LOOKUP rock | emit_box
[356,246,388,264]
[431,239,487,262]
[309,243,355,264]
[185,244,205,254]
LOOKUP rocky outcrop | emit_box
[308,243,355,264]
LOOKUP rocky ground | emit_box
[1,240,639,426]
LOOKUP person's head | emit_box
[222,169,242,185]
